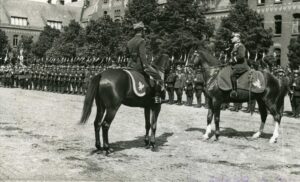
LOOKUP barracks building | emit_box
[1,0,299,66]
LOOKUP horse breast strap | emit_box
[123,69,147,97]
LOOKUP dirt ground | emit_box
[0,88,299,181]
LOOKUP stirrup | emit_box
[230,90,238,98]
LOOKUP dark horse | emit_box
[189,49,289,143]
[79,54,170,154]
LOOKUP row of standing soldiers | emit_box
[165,66,207,107]
[0,64,103,94]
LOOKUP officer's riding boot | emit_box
[230,76,238,98]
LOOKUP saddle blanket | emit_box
[217,66,266,93]
[123,69,148,97]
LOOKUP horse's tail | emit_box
[79,74,101,124]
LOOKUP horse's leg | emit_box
[268,106,282,144]
[102,108,118,154]
[144,107,151,146]
[94,108,105,150]
[203,98,213,139]
[213,101,222,141]
[150,104,161,149]
[252,100,267,139]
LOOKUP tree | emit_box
[288,35,300,69]
[215,0,273,58]
[46,20,83,59]
[149,0,214,57]
[18,35,34,61]
[0,29,8,59]
[32,25,60,58]
[76,16,124,59]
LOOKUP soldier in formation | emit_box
[174,65,186,105]
[193,68,206,108]
[184,68,194,106]
[290,69,300,118]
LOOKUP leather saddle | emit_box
[217,66,266,93]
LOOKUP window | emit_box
[47,20,62,30]
[11,16,28,26]
[72,0,78,2]
[13,35,19,47]
[257,0,265,5]
[114,9,121,18]
[103,0,108,3]
[292,14,300,34]
[274,15,282,35]
[274,0,282,3]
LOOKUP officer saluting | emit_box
[230,32,249,98]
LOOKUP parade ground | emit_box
[0,88,299,181]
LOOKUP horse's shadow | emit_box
[185,127,272,139]
[91,132,173,154]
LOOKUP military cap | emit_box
[133,21,145,30]
[232,32,241,38]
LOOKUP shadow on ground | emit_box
[185,127,272,140]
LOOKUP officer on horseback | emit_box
[230,32,249,98]
[126,21,163,103]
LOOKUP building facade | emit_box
[201,0,233,30]
[249,0,300,66]
[0,0,84,49]
[204,0,300,66]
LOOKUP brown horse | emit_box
[79,54,170,154]
[189,49,289,143]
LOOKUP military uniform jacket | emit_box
[166,72,176,87]
[126,33,148,72]
[194,72,205,89]
[185,74,194,90]
[174,73,186,89]
[231,43,249,71]
[292,76,300,97]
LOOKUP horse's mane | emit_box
[197,48,220,67]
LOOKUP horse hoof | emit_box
[95,144,102,150]
[269,137,277,144]
[252,132,261,139]
[203,134,209,140]
[151,146,158,152]
[144,139,150,146]
[104,148,114,155]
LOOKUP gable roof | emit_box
[0,0,82,28]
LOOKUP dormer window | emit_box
[11,16,28,26]
[47,20,62,30]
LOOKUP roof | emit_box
[81,0,99,22]
[0,0,82,28]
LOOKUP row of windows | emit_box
[47,21,63,30]
[258,0,300,5]
[10,17,62,30]
[274,14,300,35]
[11,17,28,26]
[103,9,121,17]
[103,0,121,4]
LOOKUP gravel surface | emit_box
[0,88,299,181]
